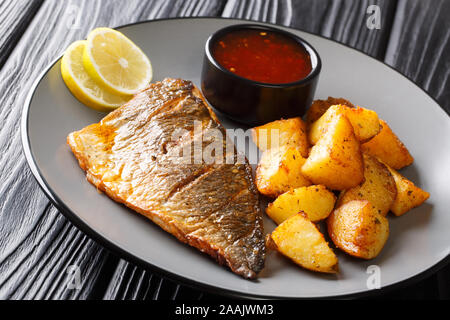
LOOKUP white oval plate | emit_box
[22,18,450,299]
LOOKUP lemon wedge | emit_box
[83,27,153,96]
[61,40,131,112]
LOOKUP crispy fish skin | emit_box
[67,78,265,279]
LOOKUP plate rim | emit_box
[20,16,450,299]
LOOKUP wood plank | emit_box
[222,0,397,59]
[0,205,111,299]
[385,0,450,114]
[102,259,224,300]
[3,0,445,300]
[0,0,44,69]
[0,0,224,300]
[102,260,206,300]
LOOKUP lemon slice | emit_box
[83,27,153,95]
[61,40,131,112]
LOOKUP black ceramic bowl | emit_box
[201,24,321,126]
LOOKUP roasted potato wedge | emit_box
[267,212,339,273]
[327,200,389,259]
[361,119,414,170]
[306,97,355,125]
[256,146,311,198]
[308,105,380,144]
[301,114,364,190]
[386,166,430,216]
[337,153,397,216]
[266,185,336,224]
[251,117,309,157]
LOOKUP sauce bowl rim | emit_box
[204,23,322,88]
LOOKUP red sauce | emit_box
[212,29,312,84]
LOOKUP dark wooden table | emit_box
[0,0,449,300]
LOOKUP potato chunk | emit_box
[306,97,355,125]
[337,153,397,216]
[267,213,338,273]
[266,185,336,224]
[251,117,309,157]
[386,166,430,216]
[301,114,364,190]
[361,119,414,169]
[327,200,389,259]
[308,105,380,144]
[256,146,311,198]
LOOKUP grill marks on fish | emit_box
[67,78,265,279]
[164,164,215,201]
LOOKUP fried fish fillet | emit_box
[67,78,265,279]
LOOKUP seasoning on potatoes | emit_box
[337,153,397,216]
[256,145,311,198]
[251,117,309,157]
[266,185,336,224]
[386,165,430,216]
[308,104,381,144]
[361,119,413,170]
[267,212,339,273]
[306,97,355,125]
[327,200,389,259]
[301,114,364,190]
